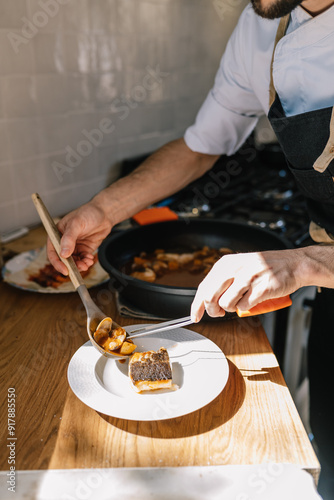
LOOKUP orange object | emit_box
[236,295,292,317]
[132,207,178,226]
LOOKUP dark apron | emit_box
[267,15,334,472]
[269,98,334,234]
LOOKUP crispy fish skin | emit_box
[130,348,172,381]
[129,348,174,392]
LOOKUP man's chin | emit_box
[250,0,303,19]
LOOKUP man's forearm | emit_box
[91,138,219,226]
[301,245,334,289]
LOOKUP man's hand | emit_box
[191,249,305,322]
[47,201,112,276]
[46,138,219,276]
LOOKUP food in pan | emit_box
[129,347,177,393]
[93,317,137,356]
[124,246,234,286]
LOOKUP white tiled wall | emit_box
[0,0,247,234]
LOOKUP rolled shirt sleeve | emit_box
[184,5,269,156]
[184,91,260,156]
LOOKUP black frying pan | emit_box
[98,219,293,318]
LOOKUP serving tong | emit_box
[126,291,292,339]
[126,316,194,339]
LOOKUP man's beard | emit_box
[251,0,303,19]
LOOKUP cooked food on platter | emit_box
[93,317,137,356]
[3,247,108,293]
[28,259,95,288]
[129,347,178,393]
[123,246,234,287]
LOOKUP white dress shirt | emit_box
[184,4,334,155]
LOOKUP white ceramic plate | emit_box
[67,327,229,421]
[2,248,108,293]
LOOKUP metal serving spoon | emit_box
[31,193,130,360]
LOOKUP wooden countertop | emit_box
[0,227,320,482]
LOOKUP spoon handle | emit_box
[31,192,84,290]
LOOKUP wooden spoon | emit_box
[31,193,131,359]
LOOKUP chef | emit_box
[48,0,334,496]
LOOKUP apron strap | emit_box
[269,14,290,109]
[313,109,334,172]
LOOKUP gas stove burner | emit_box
[122,139,312,248]
[257,189,294,201]
[170,147,310,246]
[248,218,287,231]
